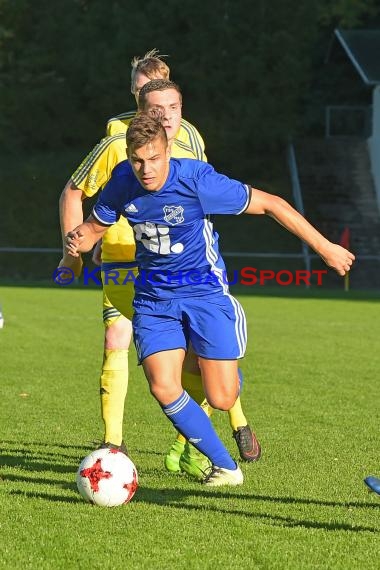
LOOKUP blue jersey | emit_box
[93,158,251,299]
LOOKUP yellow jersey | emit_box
[106,111,207,162]
[71,111,207,263]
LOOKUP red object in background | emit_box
[339,227,350,249]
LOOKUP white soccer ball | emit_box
[76,448,138,507]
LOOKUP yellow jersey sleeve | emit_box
[106,110,135,137]
[171,140,197,159]
[105,112,207,160]
[71,134,127,198]
[177,118,207,162]
[70,134,135,262]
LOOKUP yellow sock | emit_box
[228,396,247,431]
[182,371,213,415]
[100,348,129,446]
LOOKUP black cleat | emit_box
[233,425,261,462]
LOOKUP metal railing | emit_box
[286,141,311,279]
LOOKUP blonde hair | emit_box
[130,49,170,95]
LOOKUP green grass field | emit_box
[0,285,379,569]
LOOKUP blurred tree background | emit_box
[0,0,379,271]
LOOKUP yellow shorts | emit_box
[101,266,139,325]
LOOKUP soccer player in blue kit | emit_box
[65,112,355,487]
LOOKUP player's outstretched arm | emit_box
[245,189,355,276]
[65,215,109,258]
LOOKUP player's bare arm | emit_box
[59,180,86,274]
[59,180,86,243]
[245,188,355,276]
[65,215,109,257]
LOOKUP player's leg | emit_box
[229,368,261,462]
[178,351,213,477]
[180,352,261,467]
[100,313,131,452]
[195,357,244,486]
[143,350,242,485]
[108,270,213,476]
[198,358,240,409]
[99,269,136,452]
[133,301,243,486]
[164,346,212,476]
[180,368,261,463]
[186,294,261,461]
[166,353,260,468]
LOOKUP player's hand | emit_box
[58,253,83,278]
[65,230,84,258]
[320,242,355,276]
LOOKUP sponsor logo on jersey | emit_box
[125,203,138,213]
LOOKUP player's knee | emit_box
[207,390,237,411]
[149,383,163,402]
[209,399,232,412]
[105,316,132,349]
[149,382,179,406]
[147,373,182,405]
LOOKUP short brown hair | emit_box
[130,49,170,95]
[138,79,182,111]
[126,113,167,155]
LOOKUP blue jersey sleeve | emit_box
[195,163,251,215]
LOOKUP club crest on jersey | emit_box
[163,205,184,225]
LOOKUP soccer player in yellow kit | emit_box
[59,52,260,478]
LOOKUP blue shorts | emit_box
[133,294,247,363]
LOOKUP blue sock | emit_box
[162,391,236,470]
